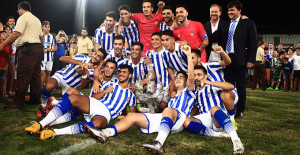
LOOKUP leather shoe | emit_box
[235,112,243,119]
[4,104,25,110]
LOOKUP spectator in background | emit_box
[52,36,67,74]
[277,43,285,56]
[287,46,295,61]
[264,47,271,87]
[6,16,15,29]
[270,51,279,86]
[0,31,12,100]
[252,41,266,91]
[291,47,300,92]
[77,27,93,56]
[41,21,57,88]
[268,43,274,58]
[268,58,283,90]
[173,5,209,62]
[0,1,44,109]
[131,0,165,56]
[282,57,294,91]
[159,6,174,31]
[3,25,16,97]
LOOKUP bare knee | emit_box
[210,106,221,116]
[92,116,107,129]
[220,91,233,101]
[66,87,81,95]
[183,117,193,128]
[45,79,58,91]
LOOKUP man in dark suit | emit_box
[223,1,258,119]
[204,4,227,62]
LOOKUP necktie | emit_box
[226,20,237,53]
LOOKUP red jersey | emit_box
[0,41,12,70]
[173,21,208,62]
[131,13,163,56]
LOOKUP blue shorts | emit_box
[284,72,292,80]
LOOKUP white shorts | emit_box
[192,112,223,132]
[83,97,111,125]
[41,61,53,71]
[51,73,70,94]
[139,110,186,134]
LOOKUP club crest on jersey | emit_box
[190,33,194,36]
[155,21,158,25]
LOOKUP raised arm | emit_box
[182,45,194,91]
[213,46,231,67]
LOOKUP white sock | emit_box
[228,130,240,142]
[51,99,59,106]
[39,111,56,127]
[103,128,115,137]
[230,115,235,121]
[49,111,72,126]
[53,127,72,135]
[155,130,169,145]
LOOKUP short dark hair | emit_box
[176,70,188,79]
[6,16,15,23]
[175,5,187,11]
[82,27,88,32]
[227,1,243,11]
[264,47,269,51]
[104,59,118,68]
[106,11,118,21]
[161,30,174,38]
[132,42,144,51]
[0,31,7,35]
[191,49,201,58]
[42,21,50,26]
[119,64,134,74]
[18,1,31,11]
[162,6,173,13]
[151,32,161,38]
[142,0,154,8]
[194,65,207,75]
[119,5,131,13]
[114,35,125,44]
[98,48,107,60]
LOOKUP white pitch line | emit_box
[51,139,96,155]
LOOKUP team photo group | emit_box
[0,0,265,154]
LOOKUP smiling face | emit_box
[118,68,132,83]
[175,73,187,90]
[113,39,124,56]
[194,69,207,87]
[131,44,142,59]
[91,50,104,64]
[227,6,241,20]
[175,7,188,23]
[105,16,115,30]
[103,62,116,78]
[42,24,50,34]
[120,9,131,23]
[162,9,173,23]
[151,35,162,49]
[210,5,221,21]
[161,35,174,51]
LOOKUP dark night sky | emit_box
[1,0,299,35]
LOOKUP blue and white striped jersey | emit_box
[56,55,93,88]
[105,48,130,64]
[94,27,117,52]
[195,84,226,114]
[167,88,196,117]
[117,57,149,83]
[100,82,136,120]
[163,42,188,72]
[159,22,172,31]
[89,75,119,97]
[42,34,57,62]
[201,61,225,82]
[116,20,140,49]
[145,49,170,88]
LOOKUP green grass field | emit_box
[0,88,299,155]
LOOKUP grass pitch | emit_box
[0,88,299,154]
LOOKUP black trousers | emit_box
[224,54,247,113]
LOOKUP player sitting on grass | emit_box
[183,65,244,154]
[24,64,136,140]
[83,45,195,154]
